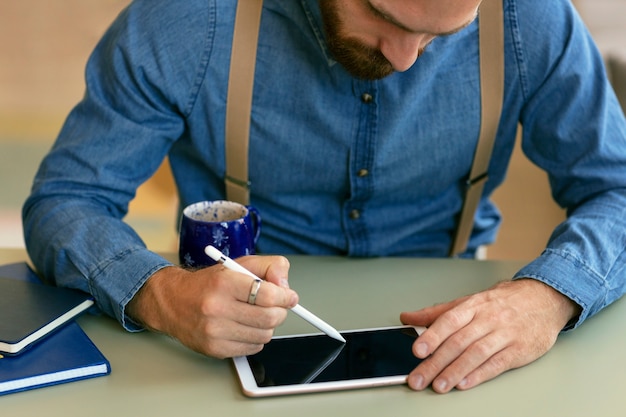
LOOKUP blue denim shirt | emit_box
[23,0,626,331]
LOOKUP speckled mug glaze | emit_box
[179,200,261,268]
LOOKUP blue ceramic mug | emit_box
[179,200,261,268]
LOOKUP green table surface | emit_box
[1,248,624,417]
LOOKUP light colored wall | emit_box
[0,0,178,251]
[489,136,565,260]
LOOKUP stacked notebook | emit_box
[0,262,111,396]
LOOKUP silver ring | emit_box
[248,279,262,305]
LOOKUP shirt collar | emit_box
[299,0,338,68]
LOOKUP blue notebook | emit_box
[0,264,94,355]
[0,321,111,396]
[0,262,41,284]
[0,262,110,395]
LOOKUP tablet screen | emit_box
[246,327,423,387]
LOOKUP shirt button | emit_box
[357,169,369,177]
[361,93,373,103]
[349,209,361,220]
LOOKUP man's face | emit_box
[319,0,481,80]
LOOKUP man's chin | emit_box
[352,69,395,81]
[341,63,395,81]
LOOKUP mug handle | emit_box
[247,206,262,244]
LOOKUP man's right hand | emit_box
[126,255,298,359]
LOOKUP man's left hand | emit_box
[400,278,581,393]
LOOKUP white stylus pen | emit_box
[204,245,346,343]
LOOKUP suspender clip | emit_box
[225,175,251,190]
[466,172,489,189]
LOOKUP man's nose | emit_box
[379,34,428,72]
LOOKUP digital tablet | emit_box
[232,325,426,397]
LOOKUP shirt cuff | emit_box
[512,248,608,330]
[89,248,174,331]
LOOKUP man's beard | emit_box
[319,0,395,80]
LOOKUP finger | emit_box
[400,295,469,327]
[423,322,493,374]
[239,255,291,288]
[200,269,294,329]
[428,331,506,393]
[455,346,522,391]
[234,301,290,330]
[408,305,477,360]
[203,337,265,359]
[220,265,297,309]
[455,331,551,391]
[407,320,492,392]
[245,279,299,309]
[218,316,278,344]
[174,312,271,359]
[221,341,265,359]
[195,310,282,357]
[400,303,453,327]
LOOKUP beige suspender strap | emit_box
[449,0,505,256]
[225,0,263,205]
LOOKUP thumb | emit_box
[239,255,291,288]
[400,299,460,327]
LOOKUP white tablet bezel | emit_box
[232,325,425,397]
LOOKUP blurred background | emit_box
[1,0,624,259]
[0,0,178,252]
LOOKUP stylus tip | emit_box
[332,332,347,343]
